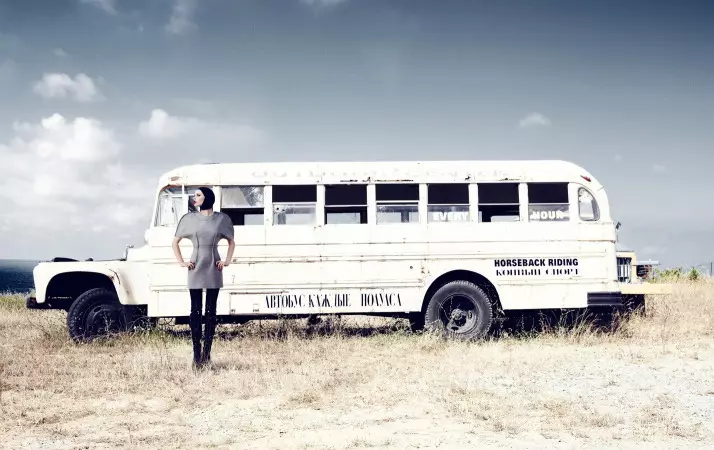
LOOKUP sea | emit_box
[0,259,39,294]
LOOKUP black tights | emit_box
[189,288,219,366]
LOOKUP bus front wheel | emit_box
[424,280,493,340]
[67,288,129,342]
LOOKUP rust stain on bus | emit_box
[108,269,121,285]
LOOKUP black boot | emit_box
[189,312,203,369]
[202,314,217,367]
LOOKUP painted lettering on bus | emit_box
[431,211,469,222]
[495,269,543,276]
[265,293,352,309]
[361,292,402,307]
[494,257,580,277]
[529,209,568,221]
[494,258,578,267]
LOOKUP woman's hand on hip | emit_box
[181,260,195,270]
[216,260,229,271]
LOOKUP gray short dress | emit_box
[175,211,235,289]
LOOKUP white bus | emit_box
[28,160,667,341]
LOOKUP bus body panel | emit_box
[142,225,619,317]
[37,160,628,319]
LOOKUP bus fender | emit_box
[419,269,502,313]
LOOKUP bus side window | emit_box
[273,185,317,225]
[527,182,570,222]
[325,184,368,224]
[478,183,519,222]
[376,184,419,224]
[221,186,265,226]
[578,187,599,221]
[427,183,470,223]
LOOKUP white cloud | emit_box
[652,164,666,173]
[80,0,117,15]
[138,109,184,139]
[32,73,102,102]
[53,48,69,57]
[614,154,623,162]
[0,113,154,244]
[166,0,198,35]
[138,108,264,144]
[518,112,551,128]
[12,113,120,162]
[0,107,267,258]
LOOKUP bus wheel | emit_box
[424,280,493,340]
[67,288,129,342]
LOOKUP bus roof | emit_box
[157,159,602,188]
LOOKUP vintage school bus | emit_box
[28,160,668,341]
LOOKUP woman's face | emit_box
[193,190,204,209]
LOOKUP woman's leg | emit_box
[189,288,203,366]
[202,288,219,364]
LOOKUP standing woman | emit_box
[172,187,235,370]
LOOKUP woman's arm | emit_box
[217,237,235,270]
[217,214,235,271]
[172,236,194,269]
[225,237,236,265]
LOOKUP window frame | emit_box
[375,183,420,225]
[427,183,470,223]
[272,184,318,226]
[577,186,600,222]
[196,176,603,229]
[477,182,520,223]
[220,185,266,226]
[526,182,571,223]
[153,185,199,228]
[324,184,369,225]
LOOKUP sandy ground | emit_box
[1,281,713,449]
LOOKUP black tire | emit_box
[67,288,129,342]
[424,280,493,340]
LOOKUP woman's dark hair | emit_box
[198,187,215,210]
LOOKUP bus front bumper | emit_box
[618,282,673,296]
[25,295,48,309]
[587,283,672,309]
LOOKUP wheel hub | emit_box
[85,304,123,336]
[442,296,478,334]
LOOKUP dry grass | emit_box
[1,281,714,449]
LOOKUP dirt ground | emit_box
[1,281,713,449]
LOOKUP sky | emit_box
[0,0,712,269]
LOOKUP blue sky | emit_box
[0,0,712,268]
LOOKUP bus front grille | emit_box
[617,257,632,283]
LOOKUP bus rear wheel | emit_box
[424,280,493,340]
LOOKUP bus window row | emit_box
[156,182,600,227]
